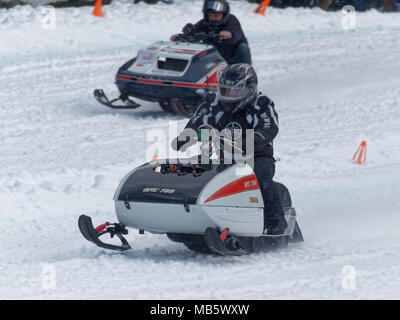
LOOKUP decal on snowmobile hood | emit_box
[117,161,229,204]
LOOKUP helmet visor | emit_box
[219,85,250,102]
[205,1,225,12]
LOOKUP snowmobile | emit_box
[94,31,227,117]
[78,135,304,256]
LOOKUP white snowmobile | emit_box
[78,138,304,256]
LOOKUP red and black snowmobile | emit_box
[94,31,227,117]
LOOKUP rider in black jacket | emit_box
[170,0,251,65]
[172,64,288,235]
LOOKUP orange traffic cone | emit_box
[352,141,367,164]
[254,0,271,15]
[152,155,158,172]
[93,0,104,17]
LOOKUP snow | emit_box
[1,1,400,299]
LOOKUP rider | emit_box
[170,0,251,65]
[172,64,287,235]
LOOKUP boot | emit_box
[264,217,288,235]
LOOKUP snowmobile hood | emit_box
[127,41,214,77]
[115,160,229,205]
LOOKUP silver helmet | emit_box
[202,0,230,26]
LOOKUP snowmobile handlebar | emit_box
[189,133,254,163]
[173,125,254,165]
[197,125,254,161]
[174,31,220,44]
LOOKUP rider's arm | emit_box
[186,102,215,131]
[220,15,244,45]
[171,102,214,151]
[253,95,279,152]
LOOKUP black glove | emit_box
[182,23,195,35]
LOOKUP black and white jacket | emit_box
[180,93,279,159]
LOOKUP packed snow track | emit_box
[1,1,400,299]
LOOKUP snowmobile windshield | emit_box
[219,85,250,102]
[205,1,225,12]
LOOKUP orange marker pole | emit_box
[352,141,367,164]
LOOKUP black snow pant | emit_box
[253,157,285,227]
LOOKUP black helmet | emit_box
[202,0,230,26]
[218,64,258,113]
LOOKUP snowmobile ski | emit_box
[78,215,131,251]
[94,89,141,109]
[203,227,249,256]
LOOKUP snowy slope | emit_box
[1,1,400,299]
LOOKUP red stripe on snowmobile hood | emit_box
[205,175,259,203]
[116,75,131,80]
[116,75,218,89]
